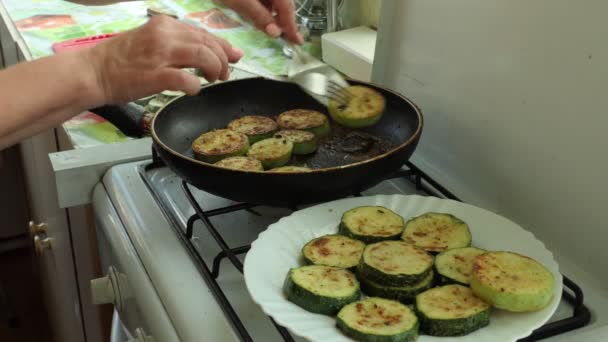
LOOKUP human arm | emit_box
[0,16,242,149]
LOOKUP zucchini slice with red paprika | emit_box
[402,212,472,253]
[192,129,249,163]
[337,297,419,342]
[470,251,555,312]
[415,284,491,336]
[227,115,278,144]
[328,85,386,128]
[276,109,330,138]
[247,137,293,169]
[358,241,434,287]
[435,247,486,285]
[302,234,365,270]
[283,265,360,315]
[339,206,405,244]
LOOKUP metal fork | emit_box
[284,40,352,107]
[230,40,351,107]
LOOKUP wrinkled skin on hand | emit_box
[87,16,243,104]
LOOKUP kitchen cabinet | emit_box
[0,8,108,342]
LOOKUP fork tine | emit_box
[327,81,352,105]
[326,90,349,106]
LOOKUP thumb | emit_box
[154,69,201,96]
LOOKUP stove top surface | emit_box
[98,161,592,341]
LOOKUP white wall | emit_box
[373,0,608,281]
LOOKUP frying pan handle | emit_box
[89,103,153,138]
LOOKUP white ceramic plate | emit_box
[244,195,562,342]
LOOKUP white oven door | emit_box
[92,183,180,342]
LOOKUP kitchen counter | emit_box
[0,0,320,148]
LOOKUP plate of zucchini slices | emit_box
[244,195,561,342]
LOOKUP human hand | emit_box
[215,0,303,44]
[86,16,243,105]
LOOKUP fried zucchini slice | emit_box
[276,109,330,138]
[360,270,435,305]
[328,85,386,128]
[358,241,434,287]
[402,212,472,253]
[214,156,263,171]
[339,206,405,244]
[274,129,317,155]
[302,234,365,270]
[470,251,555,312]
[415,284,491,336]
[192,129,249,163]
[227,115,278,144]
[337,297,419,342]
[283,265,360,315]
[267,166,312,172]
[247,137,293,169]
[435,247,486,285]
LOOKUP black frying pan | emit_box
[94,77,423,207]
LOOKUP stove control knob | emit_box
[127,328,155,342]
[91,266,131,311]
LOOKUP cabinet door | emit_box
[20,129,85,342]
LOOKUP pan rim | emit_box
[150,77,423,174]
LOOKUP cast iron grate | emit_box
[143,154,591,342]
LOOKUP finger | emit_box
[155,69,201,95]
[203,39,230,81]
[226,0,282,37]
[273,0,303,44]
[165,24,244,63]
[212,35,244,63]
[170,44,223,82]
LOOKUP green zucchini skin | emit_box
[307,120,331,138]
[470,251,555,312]
[339,223,401,244]
[246,132,276,145]
[283,266,360,315]
[336,298,419,342]
[415,284,491,336]
[434,247,487,286]
[247,137,293,169]
[338,206,405,244]
[358,241,434,287]
[360,271,435,305]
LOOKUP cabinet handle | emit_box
[28,221,47,238]
[33,235,52,256]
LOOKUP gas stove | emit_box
[93,157,593,342]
